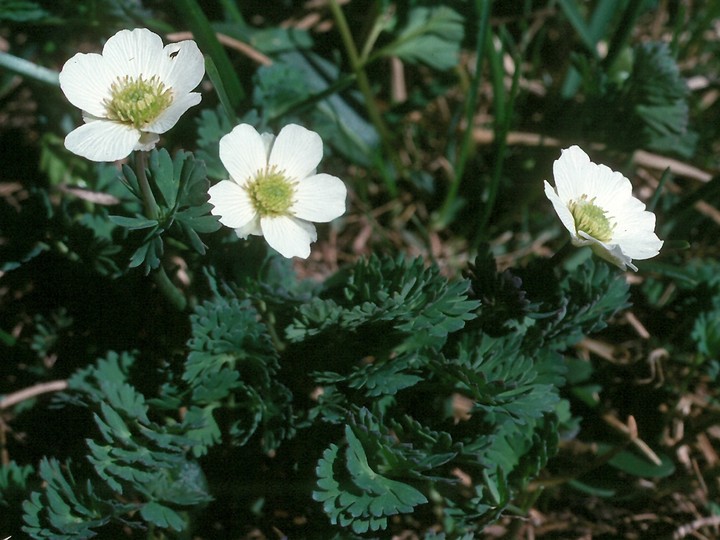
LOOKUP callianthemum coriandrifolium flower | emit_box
[208,123,347,259]
[544,145,663,271]
[59,28,205,162]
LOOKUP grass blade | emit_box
[176,0,245,106]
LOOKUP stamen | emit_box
[247,166,295,216]
[104,75,173,128]
[569,195,615,242]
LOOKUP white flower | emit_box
[59,28,205,162]
[208,123,347,259]
[544,145,663,271]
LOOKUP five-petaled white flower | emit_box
[208,123,347,259]
[59,28,205,162]
[544,145,663,271]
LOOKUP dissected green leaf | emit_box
[313,425,428,534]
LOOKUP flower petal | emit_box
[144,92,201,134]
[134,132,160,152]
[553,145,591,202]
[292,173,347,222]
[261,216,316,258]
[268,124,323,181]
[157,40,205,96]
[101,28,164,79]
[579,232,637,271]
[219,124,268,185]
[208,180,257,229]
[59,52,113,117]
[64,120,140,162]
[234,218,262,239]
[543,180,578,241]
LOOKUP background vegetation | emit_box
[1,0,720,538]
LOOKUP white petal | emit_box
[59,52,113,117]
[219,124,268,185]
[583,164,632,210]
[613,224,664,259]
[208,180,257,229]
[144,92,201,133]
[234,218,262,239]
[578,232,637,271]
[292,174,346,222]
[134,132,160,152]
[64,120,140,162]
[543,181,579,241]
[268,124,323,181]
[101,28,165,79]
[617,235,663,260]
[157,40,205,96]
[261,216,316,258]
[553,145,591,202]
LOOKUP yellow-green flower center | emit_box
[569,195,615,242]
[247,166,295,217]
[104,75,173,128]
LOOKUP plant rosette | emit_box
[544,145,663,271]
[59,28,205,162]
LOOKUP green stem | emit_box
[0,51,59,86]
[135,152,187,312]
[136,151,158,220]
[218,0,247,27]
[474,27,521,246]
[549,239,573,266]
[646,166,672,213]
[359,5,392,60]
[176,0,245,105]
[329,0,399,196]
[603,0,645,70]
[152,265,187,312]
[436,0,492,228]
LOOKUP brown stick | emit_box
[0,380,68,410]
[166,31,273,66]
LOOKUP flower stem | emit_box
[135,151,188,312]
[329,0,399,196]
[436,0,492,228]
[136,151,159,220]
[549,239,573,266]
[603,0,645,71]
[152,265,187,312]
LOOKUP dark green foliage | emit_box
[692,308,720,359]
[22,458,113,539]
[182,290,294,452]
[465,244,532,334]
[267,254,571,534]
[314,423,429,534]
[573,41,694,155]
[27,352,214,536]
[287,255,479,350]
[0,0,49,22]
[113,149,220,272]
[626,42,691,151]
[195,106,236,180]
[378,6,465,70]
[523,257,631,350]
[6,2,712,537]
[0,461,34,533]
[253,61,312,121]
